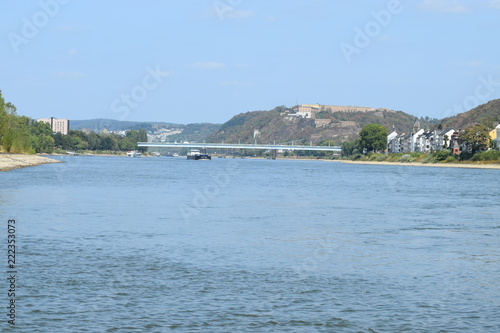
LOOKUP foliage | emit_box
[70,119,220,143]
[444,155,458,163]
[1,89,150,154]
[70,118,180,132]
[351,154,363,160]
[166,123,221,142]
[470,150,500,161]
[422,155,436,164]
[358,123,388,153]
[341,140,360,157]
[400,154,411,162]
[439,99,500,129]
[0,91,34,153]
[432,149,452,162]
[209,106,436,147]
[327,110,433,134]
[460,124,491,154]
[317,139,335,146]
[50,129,147,152]
[209,109,316,145]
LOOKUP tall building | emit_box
[37,117,70,135]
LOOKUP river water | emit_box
[1,156,499,332]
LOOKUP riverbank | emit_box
[0,154,62,172]
[339,160,500,169]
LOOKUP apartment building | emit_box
[37,117,70,135]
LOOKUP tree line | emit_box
[0,90,147,154]
[341,123,498,161]
[51,128,148,153]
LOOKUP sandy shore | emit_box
[339,160,500,169]
[0,154,62,172]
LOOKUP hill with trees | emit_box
[70,119,179,132]
[207,106,432,145]
[71,119,220,143]
[439,99,500,129]
[1,90,55,154]
[3,83,500,157]
[207,106,317,144]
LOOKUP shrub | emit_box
[471,150,500,161]
[410,152,423,158]
[432,150,451,161]
[459,151,474,161]
[444,156,457,163]
[400,154,411,162]
[352,154,363,161]
[422,155,436,164]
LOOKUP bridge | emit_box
[137,142,341,152]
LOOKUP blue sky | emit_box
[1,0,500,124]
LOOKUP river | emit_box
[1,156,499,332]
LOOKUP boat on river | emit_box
[127,151,141,157]
[187,149,211,160]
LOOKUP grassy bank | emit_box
[339,160,500,169]
[342,151,500,168]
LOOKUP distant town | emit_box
[35,101,500,158]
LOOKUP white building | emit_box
[434,129,455,150]
[387,131,399,153]
[410,129,424,152]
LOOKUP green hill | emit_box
[70,99,500,146]
[316,109,431,133]
[70,119,221,142]
[208,106,430,145]
[208,107,317,144]
[70,119,181,132]
[439,99,500,129]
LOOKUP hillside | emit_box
[70,99,500,145]
[166,123,222,142]
[439,99,500,129]
[70,119,221,142]
[316,109,430,133]
[208,107,317,144]
[208,106,429,145]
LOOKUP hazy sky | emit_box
[1,0,500,124]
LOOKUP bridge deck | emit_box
[137,142,341,152]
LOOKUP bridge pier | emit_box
[271,149,277,160]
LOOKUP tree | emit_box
[0,93,33,153]
[119,137,136,151]
[87,132,102,150]
[101,135,118,151]
[443,134,449,149]
[137,128,148,152]
[52,132,64,149]
[0,90,8,149]
[341,140,360,157]
[460,124,491,154]
[30,120,54,153]
[358,123,388,153]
